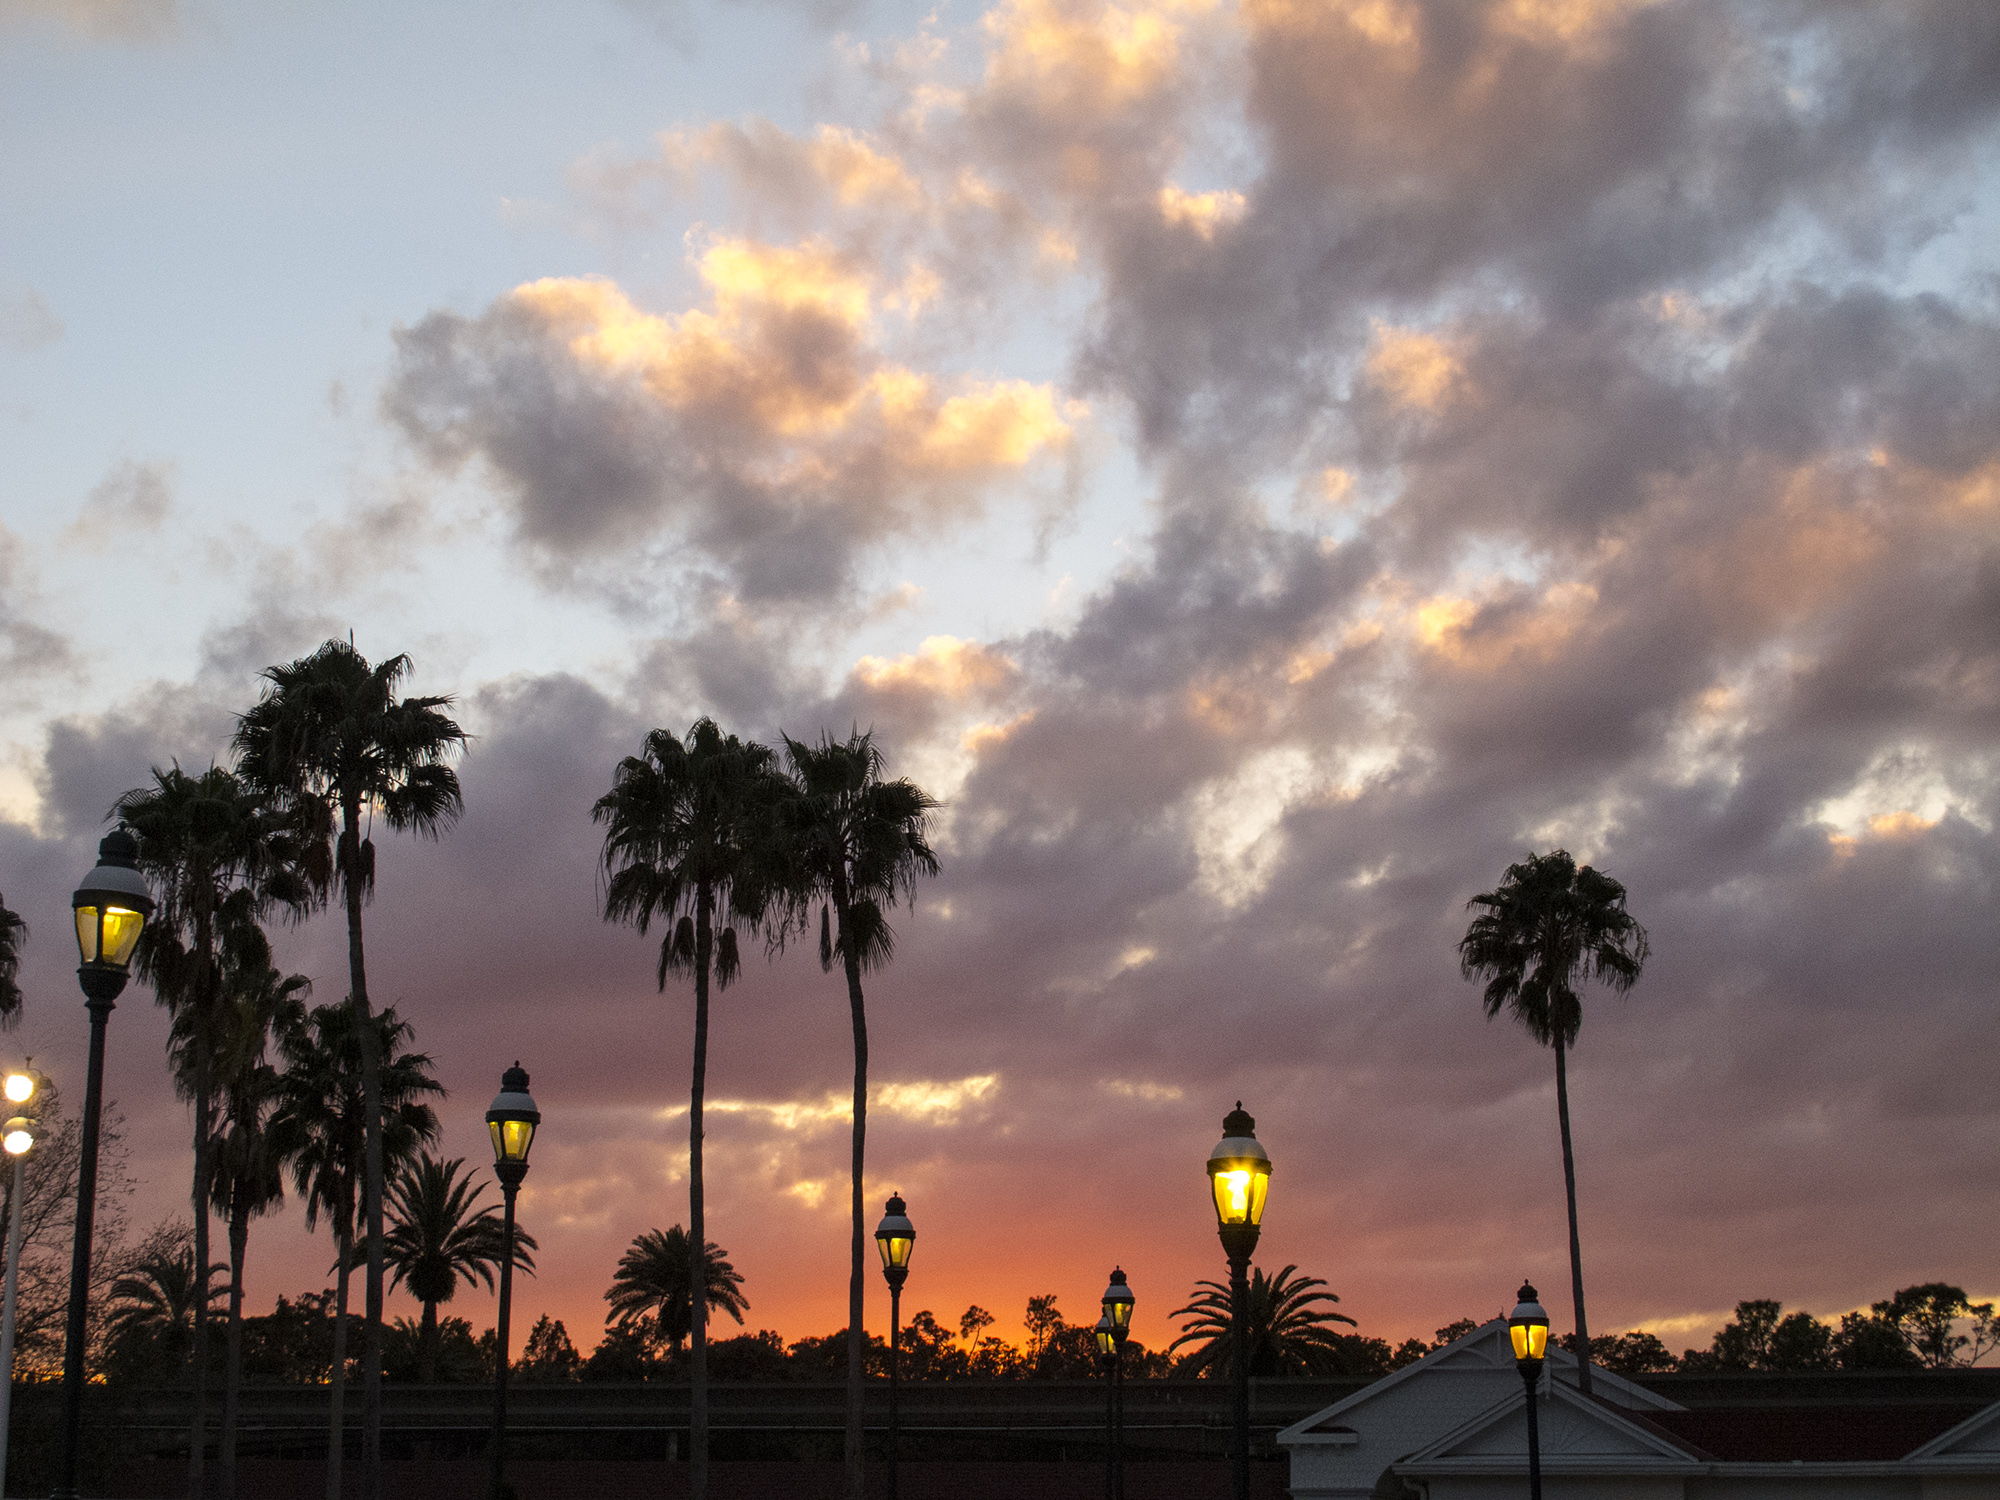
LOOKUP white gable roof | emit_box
[1277,1317,1681,1496]
[1397,1378,1703,1481]
[1907,1398,2000,1465]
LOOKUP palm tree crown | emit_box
[595,719,778,990]
[604,1226,749,1354]
[0,893,25,1025]
[103,1236,228,1382]
[1458,848,1649,1048]
[383,1154,536,1383]
[233,640,467,897]
[273,1002,444,1245]
[1168,1265,1358,1378]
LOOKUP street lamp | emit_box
[1509,1282,1550,1500]
[58,828,153,1499]
[0,1064,44,1500]
[874,1193,915,1500]
[1099,1268,1134,1500]
[485,1063,539,1500]
[1206,1103,1270,1500]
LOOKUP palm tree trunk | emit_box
[340,800,388,1500]
[189,1062,213,1500]
[220,1198,250,1500]
[690,888,712,1500]
[326,1221,352,1500]
[420,1300,439,1384]
[1553,1036,1592,1396]
[837,886,868,1500]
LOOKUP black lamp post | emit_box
[1509,1282,1550,1500]
[1099,1267,1133,1500]
[1094,1314,1118,1500]
[874,1193,914,1500]
[57,829,153,1499]
[1206,1103,1271,1500]
[485,1063,539,1500]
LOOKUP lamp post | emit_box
[57,828,153,1499]
[1094,1315,1118,1500]
[1099,1267,1133,1500]
[874,1193,914,1500]
[1509,1283,1550,1500]
[1206,1103,1271,1500]
[485,1063,539,1500]
[0,1064,44,1500]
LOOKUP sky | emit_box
[1,0,1996,1365]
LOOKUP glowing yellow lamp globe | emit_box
[1509,1283,1550,1364]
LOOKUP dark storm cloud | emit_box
[1058,0,2000,455]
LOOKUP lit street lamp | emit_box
[0,1064,44,1500]
[874,1193,915,1500]
[1509,1282,1551,1500]
[1206,1103,1271,1500]
[1098,1267,1133,1500]
[58,828,153,1500]
[486,1063,539,1500]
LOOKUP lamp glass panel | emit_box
[103,906,145,967]
[490,1117,536,1165]
[1107,1298,1134,1330]
[4,1074,34,1105]
[1510,1322,1548,1361]
[3,1129,30,1157]
[876,1232,914,1270]
[75,908,99,964]
[1095,1324,1116,1357]
[1209,1161,1270,1227]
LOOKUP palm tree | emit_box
[603,1226,748,1357]
[382,1155,536,1383]
[767,729,938,1500]
[233,638,466,1492]
[183,959,308,1500]
[0,893,24,1023]
[116,763,308,1500]
[593,718,776,1500]
[1458,848,1649,1397]
[272,1001,443,1500]
[102,1235,227,1384]
[1168,1265,1358,1377]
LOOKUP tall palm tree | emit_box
[102,1236,227,1384]
[603,1226,749,1356]
[272,1001,444,1500]
[768,729,938,1499]
[115,763,308,1500]
[183,960,308,1500]
[1168,1264,1358,1377]
[1458,848,1649,1397]
[0,893,24,1023]
[233,638,466,1494]
[593,718,776,1500]
[382,1155,536,1383]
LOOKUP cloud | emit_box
[0,528,76,696]
[0,289,64,350]
[384,244,1083,607]
[1,0,176,42]
[63,459,174,553]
